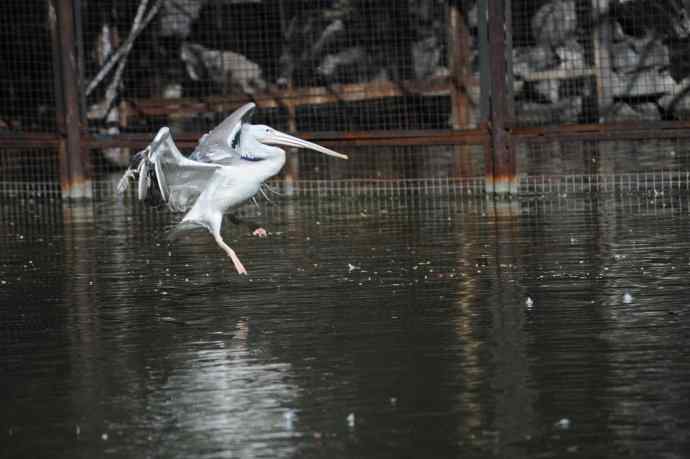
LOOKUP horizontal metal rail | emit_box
[4,120,690,151]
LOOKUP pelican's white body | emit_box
[181,153,286,232]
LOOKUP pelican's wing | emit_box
[189,102,256,165]
[147,127,221,212]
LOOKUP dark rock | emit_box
[611,69,676,97]
[531,0,577,46]
[555,39,585,71]
[180,43,266,95]
[513,45,559,78]
[517,96,582,125]
[606,102,660,121]
[160,0,205,38]
[612,35,670,73]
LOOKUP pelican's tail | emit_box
[116,149,147,193]
[167,219,208,242]
[116,147,166,207]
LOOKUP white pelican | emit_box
[117,102,347,274]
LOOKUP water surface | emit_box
[1,194,689,458]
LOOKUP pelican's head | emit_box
[239,124,348,160]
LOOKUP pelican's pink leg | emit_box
[252,228,268,238]
[213,233,248,275]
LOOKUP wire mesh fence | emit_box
[512,0,690,126]
[0,1,56,132]
[3,0,690,199]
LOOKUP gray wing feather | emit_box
[189,102,256,165]
[148,127,221,212]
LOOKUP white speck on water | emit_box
[75,425,80,436]
[347,413,356,428]
[390,397,397,406]
[570,237,576,245]
[555,418,571,430]
[168,251,172,257]
[525,297,534,309]
[348,263,359,272]
[283,410,297,430]
[101,433,109,440]
[623,291,633,304]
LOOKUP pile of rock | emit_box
[513,0,690,124]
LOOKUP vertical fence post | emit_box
[448,3,472,178]
[53,0,91,199]
[485,0,517,194]
[592,0,613,119]
[477,0,493,192]
[284,99,299,196]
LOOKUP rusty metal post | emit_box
[477,0,494,190]
[53,0,92,199]
[486,0,517,194]
[592,0,613,119]
[448,3,473,178]
[284,101,299,196]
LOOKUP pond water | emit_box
[1,193,689,458]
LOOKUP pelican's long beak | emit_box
[264,130,348,160]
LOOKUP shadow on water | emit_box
[1,192,690,458]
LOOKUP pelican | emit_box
[117,102,347,274]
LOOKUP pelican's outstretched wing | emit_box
[117,127,221,212]
[189,102,256,165]
[149,127,222,212]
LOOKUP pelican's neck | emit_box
[247,150,286,183]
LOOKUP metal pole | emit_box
[285,102,299,196]
[592,0,614,120]
[487,0,517,194]
[478,0,494,191]
[55,0,91,199]
[448,3,473,178]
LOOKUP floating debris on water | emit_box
[347,413,356,428]
[555,418,571,430]
[348,263,359,272]
[623,291,633,304]
[526,296,534,309]
[101,433,109,440]
[283,409,297,430]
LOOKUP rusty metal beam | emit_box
[512,120,690,142]
[54,0,91,199]
[0,132,62,148]
[83,128,490,151]
[82,118,690,153]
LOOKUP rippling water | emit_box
[2,193,690,458]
